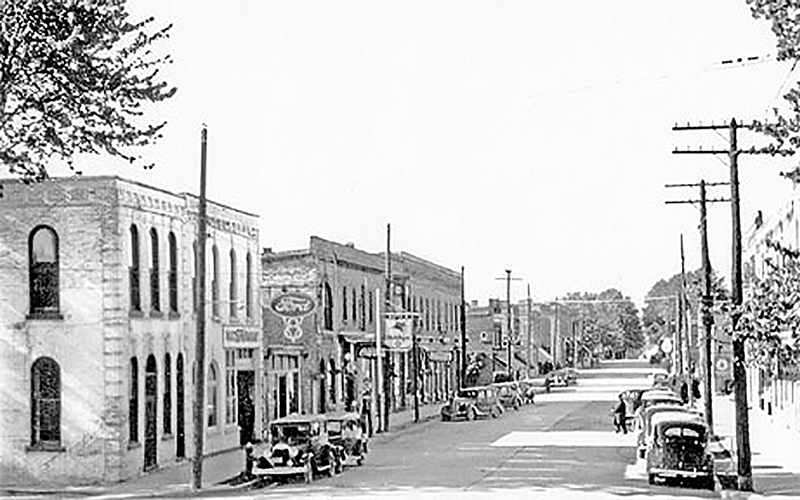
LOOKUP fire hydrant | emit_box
[244,442,254,478]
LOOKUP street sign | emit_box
[384,312,417,351]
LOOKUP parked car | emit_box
[252,414,339,483]
[646,411,715,490]
[493,381,524,410]
[633,390,684,431]
[327,411,368,467]
[635,404,694,459]
[517,379,539,404]
[562,367,578,383]
[546,370,570,388]
[441,386,504,421]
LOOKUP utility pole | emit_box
[383,224,391,432]
[460,266,467,389]
[495,271,522,377]
[192,125,208,490]
[527,284,534,376]
[666,180,730,431]
[673,119,793,491]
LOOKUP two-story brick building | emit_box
[0,176,261,486]
[260,237,463,426]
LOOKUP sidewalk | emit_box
[1,402,443,498]
[711,393,800,498]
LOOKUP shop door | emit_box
[144,355,158,471]
[176,354,185,458]
[237,371,255,446]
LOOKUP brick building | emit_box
[0,176,261,486]
[260,237,463,427]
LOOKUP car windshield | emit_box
[271,424,310,445]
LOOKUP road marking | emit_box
[492,431,637,448]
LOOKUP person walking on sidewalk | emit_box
[612,393,628,434]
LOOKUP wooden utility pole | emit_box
[192,125,208,490]
[666,180,730,432]
[382,224,391,432]
[673,119,793,491]
[460,266,467,389]
[495,271,521,376]
[527,284,535,376]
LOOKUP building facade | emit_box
[743,198,800,438]
[260,237,463,429]
[0,176,262,486]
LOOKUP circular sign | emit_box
[660,337,673,354]
[716,358,730,372]
[270,292,315,317]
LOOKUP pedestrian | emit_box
[612,393,628,434]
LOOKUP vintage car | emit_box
[441,385,503,421]
[327,411,368,467]
[633,390,683,431]
[517,379,539,404]
[645,411,715,490]
[545,370,570,388]
[493,381,525,410]
[635,404,695,459]
[252,414,339,483]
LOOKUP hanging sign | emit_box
[223,326,260,349]
[270,292,316,342]
[384,312,417,351]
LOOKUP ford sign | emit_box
[270,292,316,317]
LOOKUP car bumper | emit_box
[648,467,713,478]
[252,465,305,476]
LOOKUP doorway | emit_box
[176,353,185,458]
[237,370,255,446]
[144,355,158,471]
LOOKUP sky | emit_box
[66,0,800,308]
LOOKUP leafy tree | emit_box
[642,269,728,350]
[0,0,176,181]
[561,288,644,358]
[734,240,800,373]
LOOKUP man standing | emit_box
[612,393,628,434]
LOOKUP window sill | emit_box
[26,311,63,321]
[129,310,144,319]
[26,443,66,453]
[128,441,141,450]
[162,433,174,442]
[150,310,164,319]
[168,311,181,320]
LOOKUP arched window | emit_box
[229,249,238,318]
[351,288,357,325]
[342,287,348,322]
[150,228,160,312]
[129,357,139,443]
[323,282,333,330]
[329,359,337,405]
[163,353,172,434]
[369,288,374,324]
[211,245,219,317]
[168,232,178,314]
[207,362,219,427]
[359,284,366,331]
[30,357,60,447]
[29,226,60,316]
[130,225,141,311]
[245,252,253,319]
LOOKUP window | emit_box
[351,288,357,324]
[359,284,366,331]
[150,228,160,312]
[342,287,348,322]
[129,357,139,443]
[229,249,238,318]
[192,241,197,312]
[168,233,178,314]
[207,362,219,427]
[29,226,60,316]
[368,288,374,324]
[30,357,60,447]
[211,245,219,317]
[130,225,141,311]
[323,282,333,330]
[225,351,236,425]
[163,353,172,435]
[245,252,253,319]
